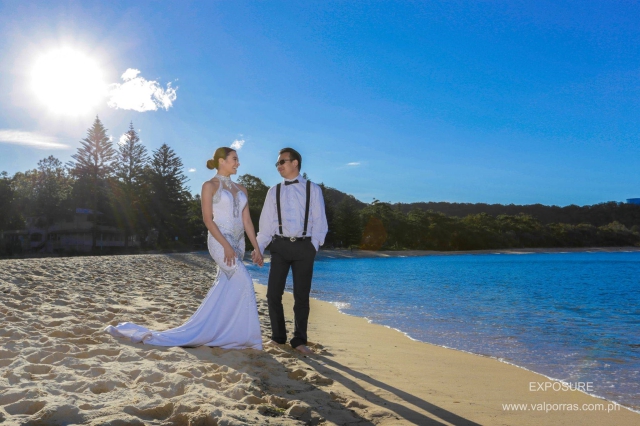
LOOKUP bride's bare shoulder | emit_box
[202,178,220,193]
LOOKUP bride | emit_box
[105,147,264,350]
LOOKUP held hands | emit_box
[251,250,264,267]
[223,244,236,267]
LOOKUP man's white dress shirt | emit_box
[256,174,328,254]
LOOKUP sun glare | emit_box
[31,48,106,116]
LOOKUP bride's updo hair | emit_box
[207,147,236,170]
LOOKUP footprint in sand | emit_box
[4,399,47,416]
[67,337,103,345]
[49,311,73,319]
[223,371,244,384]
[89,380,124,394]
[48,330,76,338]
[70,324,95,335]
[205,372,224,382]
[0,390,29,406]
[78,403,95,410]
[223,386,248,401]
[73,348,120,359]
[287,369,307,380]
[123,401,175,421]
[157,381,187,398]
[23,364,53,375]
[0,349,18,360]
[115,351,139,362]
[68,363,91,371]
[135,371,164,384]
[264,347,294,358]
[305,372,334,386]
[85,367,106,378]
[3,300,22,309]
[346,399,369,409]
[240,395,266,405]
[176,370,194,379]
[265,394,291,409]
[60,381,86,392]
[141,350,165,361]
[43,343,72,353]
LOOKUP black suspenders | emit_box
[276,183,283,235]
[276,180,311,237]
[302,180,311,237]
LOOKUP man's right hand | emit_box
[251,250,264,267]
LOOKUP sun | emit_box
[31,48,106,116]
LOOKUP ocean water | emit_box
[246,251,640,410]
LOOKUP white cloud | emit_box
[347,162,360,166]
[188,168,196,172]
[231,139,245,150]
[107,68,177,112]
[118,134,128,146]
[0,130,69,149]
[121,68,140,80]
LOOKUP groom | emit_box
[253,148,328,354]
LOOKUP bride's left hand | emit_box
[223,244,236,267]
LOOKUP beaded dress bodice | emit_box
[210,175,247,278]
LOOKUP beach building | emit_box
[627,198,640,205]
[0,208,139,253]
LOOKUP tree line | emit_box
[1,116,639,255]
[395,201,640,228]
[227,177,640,251]
[0,117,197,254]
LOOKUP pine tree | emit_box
[0,172,15,231]
[35,156,73,227]
[8,170,37,224]
[67,116,116,250]
[335,196,362,248]
[148,143,189,246]
[112,122,149,248]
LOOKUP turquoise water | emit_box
[246,251,640,410]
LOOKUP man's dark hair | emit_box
[279,147,302,170]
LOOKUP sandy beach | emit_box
[1,253,638,425]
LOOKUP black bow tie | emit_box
[284,179,299,185]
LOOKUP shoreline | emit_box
[315,246,640,259]
[291,287,640,415]
[250,248,640,416]
[377,321,639,414]
[1,253,638,424]
[2,245,639,261]
[265,281,640,424]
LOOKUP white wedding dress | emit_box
[104,175,262,350]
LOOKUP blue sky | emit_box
[1,1,639,206]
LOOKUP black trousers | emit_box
[266,237,317,348]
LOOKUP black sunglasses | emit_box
[275,159,294,167]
